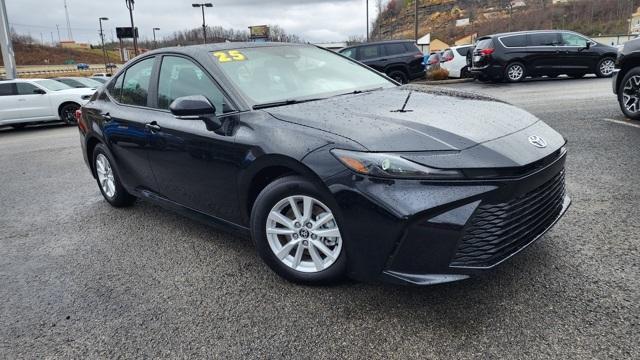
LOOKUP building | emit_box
[454,33,477,46]
[511,0,526,8]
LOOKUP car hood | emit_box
[56,88,95,96]
[265,86,543,152]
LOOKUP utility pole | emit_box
[99,17,109,73]
[125,0,138,56]
[0,0,17,79]
[56,24,61,44]
[414,0,419,41]
[153,27,160,48]
[366,0,369,42]
[50,32,54,45]
[64,0,73,40]
[192,3,213,44]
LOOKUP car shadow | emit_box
[0,122,69,133]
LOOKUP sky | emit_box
[5,0,381,44]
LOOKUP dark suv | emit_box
[613,36,640,120]
[338,40,424,84]
[470,30,618,82]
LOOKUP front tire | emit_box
[505,62,526,82]
[596,57,616,78]
[619,67,640,120]
[92,144,136,207]
[251,176,347,285]
[59,103,80,125]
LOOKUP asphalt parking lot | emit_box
[1,76,638,358]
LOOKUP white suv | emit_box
[0,78,95,129]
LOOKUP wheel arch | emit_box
[240,154,327,225]
[85,135,103,178]
[57,101,81,119]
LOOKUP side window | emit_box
[16,82,41,95]
[340,48,356,59]
[384,43,406,56]
[120,57,155,106]
[107,74,124,102]
[561,33,588,47]
[501,35,527,47]
[529,33,560,47]
[157,56,232,114]
[403,42,420,53]
[359,45,380,60]
[0,83,17,96]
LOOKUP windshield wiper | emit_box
[334,87,383,97]
[253,98,325,110]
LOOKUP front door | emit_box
[144,55,246,222]
[15,82,53,119]
[558,32,598,74]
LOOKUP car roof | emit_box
[338,40,415,51]
[482,29,582,39]
[142,41,306,57]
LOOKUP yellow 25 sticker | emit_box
[213,50,246,63]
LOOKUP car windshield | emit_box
[214,45,395,105]
[35,79,73,91]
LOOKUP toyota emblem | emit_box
[528,135,547,148]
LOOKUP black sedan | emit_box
[77,43,570,285]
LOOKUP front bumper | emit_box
[326,149,570,285]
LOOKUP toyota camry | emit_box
[77,43,570,285]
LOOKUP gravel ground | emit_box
[0,76,638,359]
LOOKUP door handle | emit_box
[145,122,161,132]
[101,113,112,121]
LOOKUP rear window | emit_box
[500,35,527,47]
[455,47,471,56]
[384,43,407,55]
[529,33,559,46]
[475,38,493,49]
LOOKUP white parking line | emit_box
[602,118,640,129]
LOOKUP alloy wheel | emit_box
[623,75,640,114]
[96,153,116,198]
[61,104,79,124]
[266,195,342,273]
[600,59,615,77]
[508,64,524,81]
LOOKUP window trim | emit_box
[105,55,159,110]
[148,53,240,116]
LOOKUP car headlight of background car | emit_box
[331,149,463,179]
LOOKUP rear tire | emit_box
[618,67,640,120]
[504,62,526,83]
[596,57,616,78]
[251,176,347,285]
[387,70,408,84]
[92,143,136,207]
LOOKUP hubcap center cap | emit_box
[299,229,310,238]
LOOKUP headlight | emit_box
[331,149,463,179]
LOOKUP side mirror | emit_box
[33,88,46,94]
[585,42,592,50]
[169,95,221,131]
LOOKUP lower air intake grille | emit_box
[451,171,566,268]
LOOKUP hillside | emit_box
[372,0,640,44]
[0,41,121,66]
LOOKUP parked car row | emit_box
[0,78,96,129]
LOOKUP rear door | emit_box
[99,56,160,192]
[526,32,562,74]
[357,44,386,71]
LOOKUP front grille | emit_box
[451,171,566,268]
